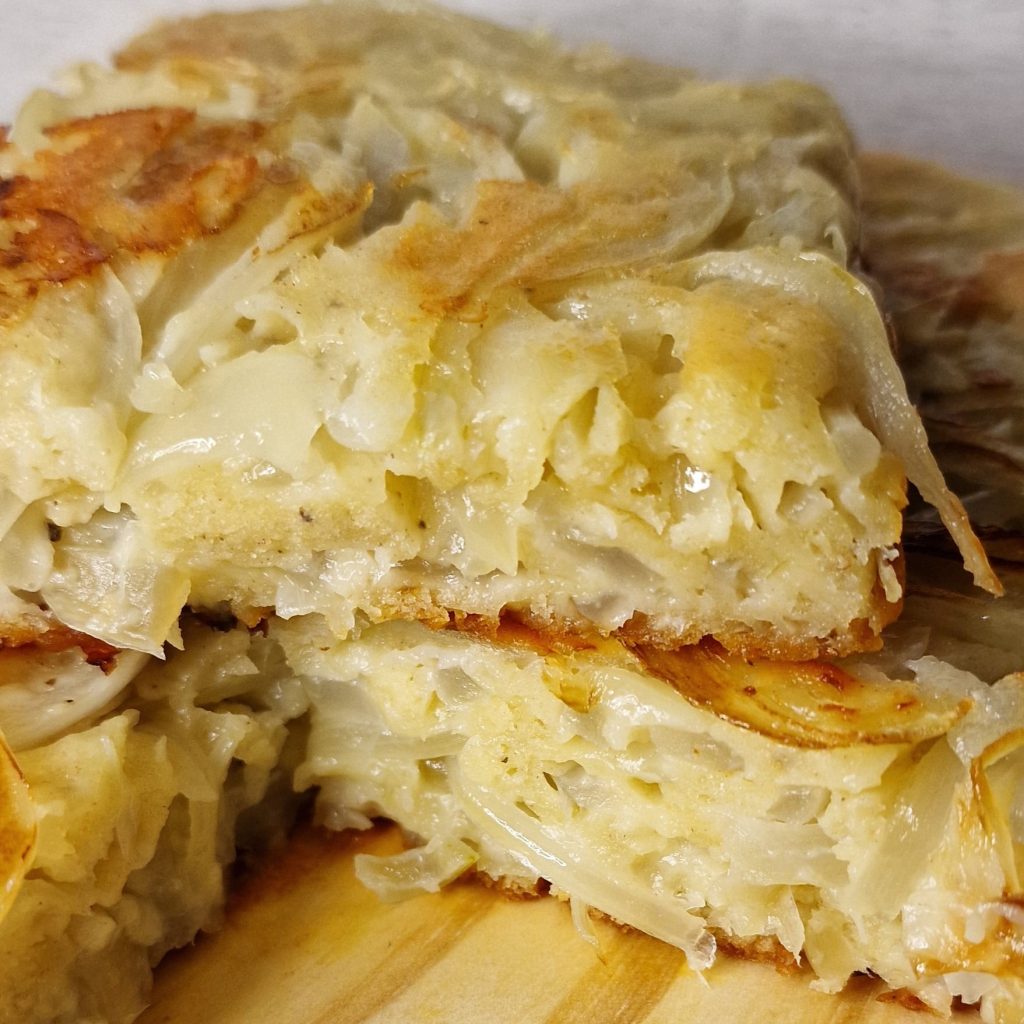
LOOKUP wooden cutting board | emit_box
[140,824,972,1024]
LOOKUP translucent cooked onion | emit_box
[0,649,148,752]
[0,625,307,1023]
[847,738,965,917]
[568,893,601,951]
[450,763,717,971]
[354,835,478,901]
[41,512,189,656]
[947,674,1024,764]
[674,248,1002,596]
[943,971,999,1006]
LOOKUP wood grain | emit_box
[140,825,974,1024]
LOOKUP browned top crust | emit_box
[0,108,266,322]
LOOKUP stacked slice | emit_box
[0,1,994,661]
[0,4,1019,1023]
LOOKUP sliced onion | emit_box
[568,893,602,953]
[675,248,1001,595]
[353,834,478,901]
[450,762,716,971]
[0,648,149,752]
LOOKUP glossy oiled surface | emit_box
[140,825,972,1024]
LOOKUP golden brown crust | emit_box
[444,613,606,656]
[389,172,726,320]
[444,600,895,663]
[612,604,892,662]
[634,638,969,749]
[875,989,943,1016]
[0,24,923,662]
[0,108,266,323]
[433,586,899,664]
[709,928,801,975]
[0,614,119,667]
[468,867,549,900]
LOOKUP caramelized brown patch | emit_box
[970,723,1024,896]
[912,897,1024,980]
[617,609,890,662]
[0,107,265,321]
[390,180,569,318]
[0,616,118,667]
[711,928,801,975]
[876,989,942,1015]
[435,599,896,665]
[635,640,969,749]
[446,612,605,658]
[390,167,721,320]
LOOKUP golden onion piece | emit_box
[636,640,971,749]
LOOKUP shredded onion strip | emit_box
[678,249,1002,595]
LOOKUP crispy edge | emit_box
[403,578,901,662]
[0,614,119,667]
[0,107,270,323]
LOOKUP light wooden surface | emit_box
[140,825,970,1024]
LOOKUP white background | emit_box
[2,0,1022,185]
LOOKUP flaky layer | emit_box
[2,562,1022,1024]
[0,628,305,1024]
[0,2,991,660]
